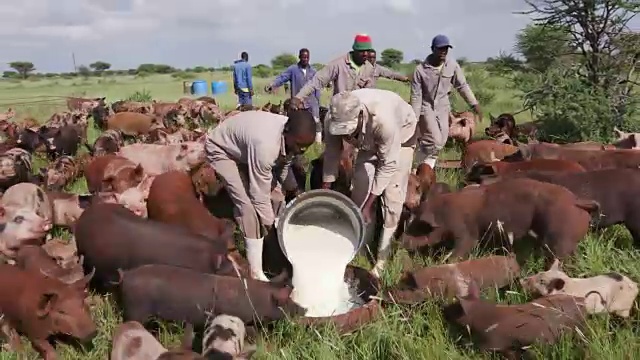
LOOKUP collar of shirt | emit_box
[347,54,361,74]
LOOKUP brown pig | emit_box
[117,264,306,328]
[504,142,640,170]
[401,178,599,265]
[461,140,519,172]
[147,171,236,250]
[84,154,145,193]
[465,157,586,184]
[443,280,586,359]
[107,112,157,136]
[405,163,436,210]
[0,264,97,360]
[386,255,521,304]
[15,245,85,284]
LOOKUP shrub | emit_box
[125,89,153,102]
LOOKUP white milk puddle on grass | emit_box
[283,223,365,317]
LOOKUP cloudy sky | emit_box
[0,0,618,73]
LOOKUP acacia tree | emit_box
[517,0,640,139]
[9,61,35,79]
[89,61,111,72]
[271,53,297,69]
[515,23,574,72]
[380,48,403,67]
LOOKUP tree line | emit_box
[3,48,414,80]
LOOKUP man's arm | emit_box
[376,65,409,82]
[270,67,292,89]
[409,67,423,118]
[452,63,478,107]
[246,66,254,93]
[295,63,337,100]
[322,124,343,184]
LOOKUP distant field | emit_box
[0,70,637,360]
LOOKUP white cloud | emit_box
[2,0,623,73]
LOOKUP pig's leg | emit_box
[0,322,22,352]
[449,230,478,260]
[32,338,57,360]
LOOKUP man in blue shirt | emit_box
[265,48,322,142]
[232,52,254,108]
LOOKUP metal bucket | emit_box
[276,189,365,263]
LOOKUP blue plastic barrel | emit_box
[211,81,228,95]
[191,80,208,96]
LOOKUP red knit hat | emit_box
[352,34,373,51]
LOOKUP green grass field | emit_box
[0,71,638,359]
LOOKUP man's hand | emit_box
[290,97,304,110]
[401,76,410,83]
[472,103,482,121]
[250,89,255,97]
[321,182,332,190]
[361,194,378,224]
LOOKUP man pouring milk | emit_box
[321,88,418,277]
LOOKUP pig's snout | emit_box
[40,220,53,232]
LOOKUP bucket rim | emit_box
[276,189,365,263]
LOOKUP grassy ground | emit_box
[0,71,638,359]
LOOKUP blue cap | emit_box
[431,34,452,49]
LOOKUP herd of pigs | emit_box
[0,96,638,359]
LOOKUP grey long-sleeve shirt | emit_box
[205,111,290,226]
[410,56,478,119]
[323,88,418,196]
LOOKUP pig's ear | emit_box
[72,267,95,291]
[613,126,624,138]
[466,280,480,300]
[36,292,58,318]
[133,164,144,180]
[101,175,116,192]
[546,278,565,292]
[238,345,257,359]
[549,259,562,272]
[272,287,293,306]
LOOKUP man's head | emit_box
[368,50,377,65]
[283,110,316,156]
[299,48,310,67]
[328,91,363,145]
[241,52,249,61]
[430,35,452,63]
[351,34,373,66]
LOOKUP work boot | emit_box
[245,237,269,282]
[371,226,396,278]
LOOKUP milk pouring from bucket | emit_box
[277,190,366,316]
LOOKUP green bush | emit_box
[519,67,634,143]
[125,89,153,102]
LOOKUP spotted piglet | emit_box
[202,314,256,359]
[520,259,638,318]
